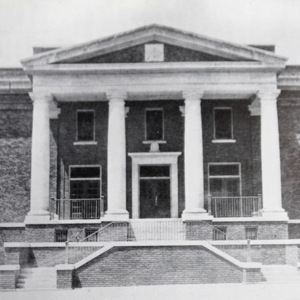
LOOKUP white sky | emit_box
[0,0,300,67]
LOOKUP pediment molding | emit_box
[21,24,287,68]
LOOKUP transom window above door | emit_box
[145,108,164,141]
[77,110,95,141]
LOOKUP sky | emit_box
[0,0,300,67]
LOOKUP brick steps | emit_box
[17,267,56,290]
[261,265,300,283]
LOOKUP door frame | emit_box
[129,152,181,218]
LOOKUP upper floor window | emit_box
[214,108,233,140]
[145,108,164,141]
[77,110,95,141]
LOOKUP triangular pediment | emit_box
[21,24,287,67]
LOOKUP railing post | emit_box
[208,194,212,215]
[258,194,262,211]
[65,240,69,264]
[246,239,251,262]
[100,196,104,218]
[240,197,243,217]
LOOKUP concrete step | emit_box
[17,267,57,290]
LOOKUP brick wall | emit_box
[215,244,287,264]
[278,103,300,219]
[0,94,32,223]
[0,268,19,289]
[75,246,243,287]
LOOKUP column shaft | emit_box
[259,90,287,219]
[105,91,129,221]
[182,91,209,220]
[26,94,51,222]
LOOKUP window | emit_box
[245,227,258,240]
[55,229,68,242]
[69,166,101,219]
[77,110,95,141]
[213,226,227,240]
[214,108,233,140]
[208,163,241,197]
[145,109,164,140]
[85,228,99,242]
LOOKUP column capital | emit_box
[257,89,281,102]
[182,90,205,101]
[106,91,127,101]
[29,93,53,103]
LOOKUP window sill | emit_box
[143,140,167,144]
[73,141,98,146]
[212,139,236,144]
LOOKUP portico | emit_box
[21,24,288,227]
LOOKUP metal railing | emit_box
[208,195,262,217]
[128,219,186,241]
[55,197,104,220]
[66,222,116,263]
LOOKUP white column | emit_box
[182,91,210,220]
[259,90,287,219]
[104,91,129,221]
[25,93,52,223]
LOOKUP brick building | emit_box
[1,26,300,285]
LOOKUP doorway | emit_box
[139,165,170,218]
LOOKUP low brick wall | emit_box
[185,221,213,240]
[213,221,288,240]
[213,241,300,265]
[0,265,20,289]
[74,246,244,287]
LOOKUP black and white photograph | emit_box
[0,0,300,299]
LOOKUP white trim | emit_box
[208,162,242,196]
[212,139,236,143]
[73,141,98,146]
[145,108,164,141]
[76,109,96,142]
[129,152,181,219]
[213,107,233,140]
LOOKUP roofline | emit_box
[21,24,288,67]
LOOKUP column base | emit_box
[182,209,213,221]
[24,210,51,224]
[102,209,129,222]
[259,209,289,221]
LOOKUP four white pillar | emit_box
[25,93,52,222]
[258,90,287,219]
[104,91,129,221]
[26,89,286,222]
[182,91,209,220]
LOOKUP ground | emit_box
[1,283,300,300]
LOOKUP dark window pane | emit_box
[209,165,239,176]
[70,180,100,199]
[77,111,94,141]
[209,178,240,197]
[146,110,163,140]
[71,167,100,178]
[140,166,169,177]
[215,109,232,139]
[55,229,68,242]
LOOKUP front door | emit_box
[139,165,171,218]
[140,179,170,218]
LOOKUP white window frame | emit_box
[75,109,96,145]
[144,108,164,141]
[213,107,235,143]
[208,162,242,196]
[69,165,102,198]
